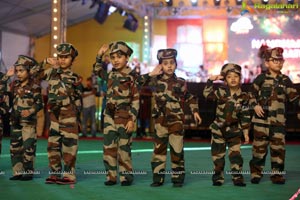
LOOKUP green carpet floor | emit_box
[0,137,299,200]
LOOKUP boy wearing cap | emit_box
[5,55,43,181]
[249,47,300,185]
[137,48,201,187]
[40,43,83,185]
[93,41,139,186]
[203,63,251,187]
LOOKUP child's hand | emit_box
[209,75,223,81]
[194,112,202,125]
[243,129,249,144]
[97,44,109,57]
[149,64,162,77]
[6,67,15,77]
[21,110,32,118]
[254,105,265,118]
[125,120,134,133]
[46,57,59,66]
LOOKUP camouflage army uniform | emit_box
[249,48,300,184]
[0,72,10,154]
[137,72,199,186]
[9,55,43,180]
[41,44,83,183]
[203,63,251,186]
[93,41,139,185]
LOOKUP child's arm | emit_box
[135,64,161,88]
[202,75,223,100]
[239,93,251,144]
[249,74,265,118]
[21,85,43,118]
[93,44,109,80]
[126,79,140,133]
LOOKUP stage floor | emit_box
[0,137,299,200]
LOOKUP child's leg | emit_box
[228,135,245,185]
[249,124,269,181]
[47,112,63,178]
[103,115,119,184]
[10,126,24,177]
[151,121,169,185]
[90,105,97,137]
[168,122,185,185]
[22,125,37,177]
[59,107,79,182]
[211,129,226,185]
[269,127,286,184]
[117,124,133,184]
[81,108,88,136]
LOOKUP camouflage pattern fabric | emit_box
[0,72,10,154]
[203,79,251,184]
[40,66,83,181]
[94,62,139,183]
[10,80,43,176]
[137,73,199,184]
[249,72,300,179]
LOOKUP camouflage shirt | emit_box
[203,80,251,130]
[11,80,43,125]
[137,73,199,120]
[93,61,139,122]
[250,72,300,126]
[0,72,10,115]
[40,67,83,109]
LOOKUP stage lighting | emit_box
[165,0,173,7]
[108,5,117,15]
[94,2,110,24]
[214,0,221,6]
[123,13,138,32]
[119,9,127,16]
[261,0,269,5]
[190,0,198,6]
[236,0,242,5]
[287,0,294,4]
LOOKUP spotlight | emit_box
[287,0,294,4]
[165,0,173,7]
[94,2,110,24]
[119,9,127,16]
[108,5,117,15]
[214,0,221,6]
[123,13,138,32]
[236,0,242,5]
[261,0,269,5]
[190,0,198,6]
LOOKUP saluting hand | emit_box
[209,75,224,81]
[6,67,15,77]
[149,64,162,77]
[97,44,109,57]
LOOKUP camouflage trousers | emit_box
[151,117,185,184]
[249,123,285,179]
[211,127,244,184]
[47,105,79,181]
[103,114,133,183]
[10,124,37,176]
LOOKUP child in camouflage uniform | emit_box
[249,47,300,185]
[41,43,83,185]
[0,71,11,155]
[93,41,139,186]
[137,48,202,187]
[203,63,250,187]
[5,55,43,181]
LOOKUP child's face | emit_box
[15,65,29,83]
[225,71,240,88]
[110,52,128,71]
[57,55,73,70]
[161,58,176,76]
[265,58,284,75]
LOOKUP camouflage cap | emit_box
[109,41,133,56]
[14,55,38,67]
[56,43,78,58]
[220,63,241,77]
[157,48,177,60]
[264,47,284,60]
